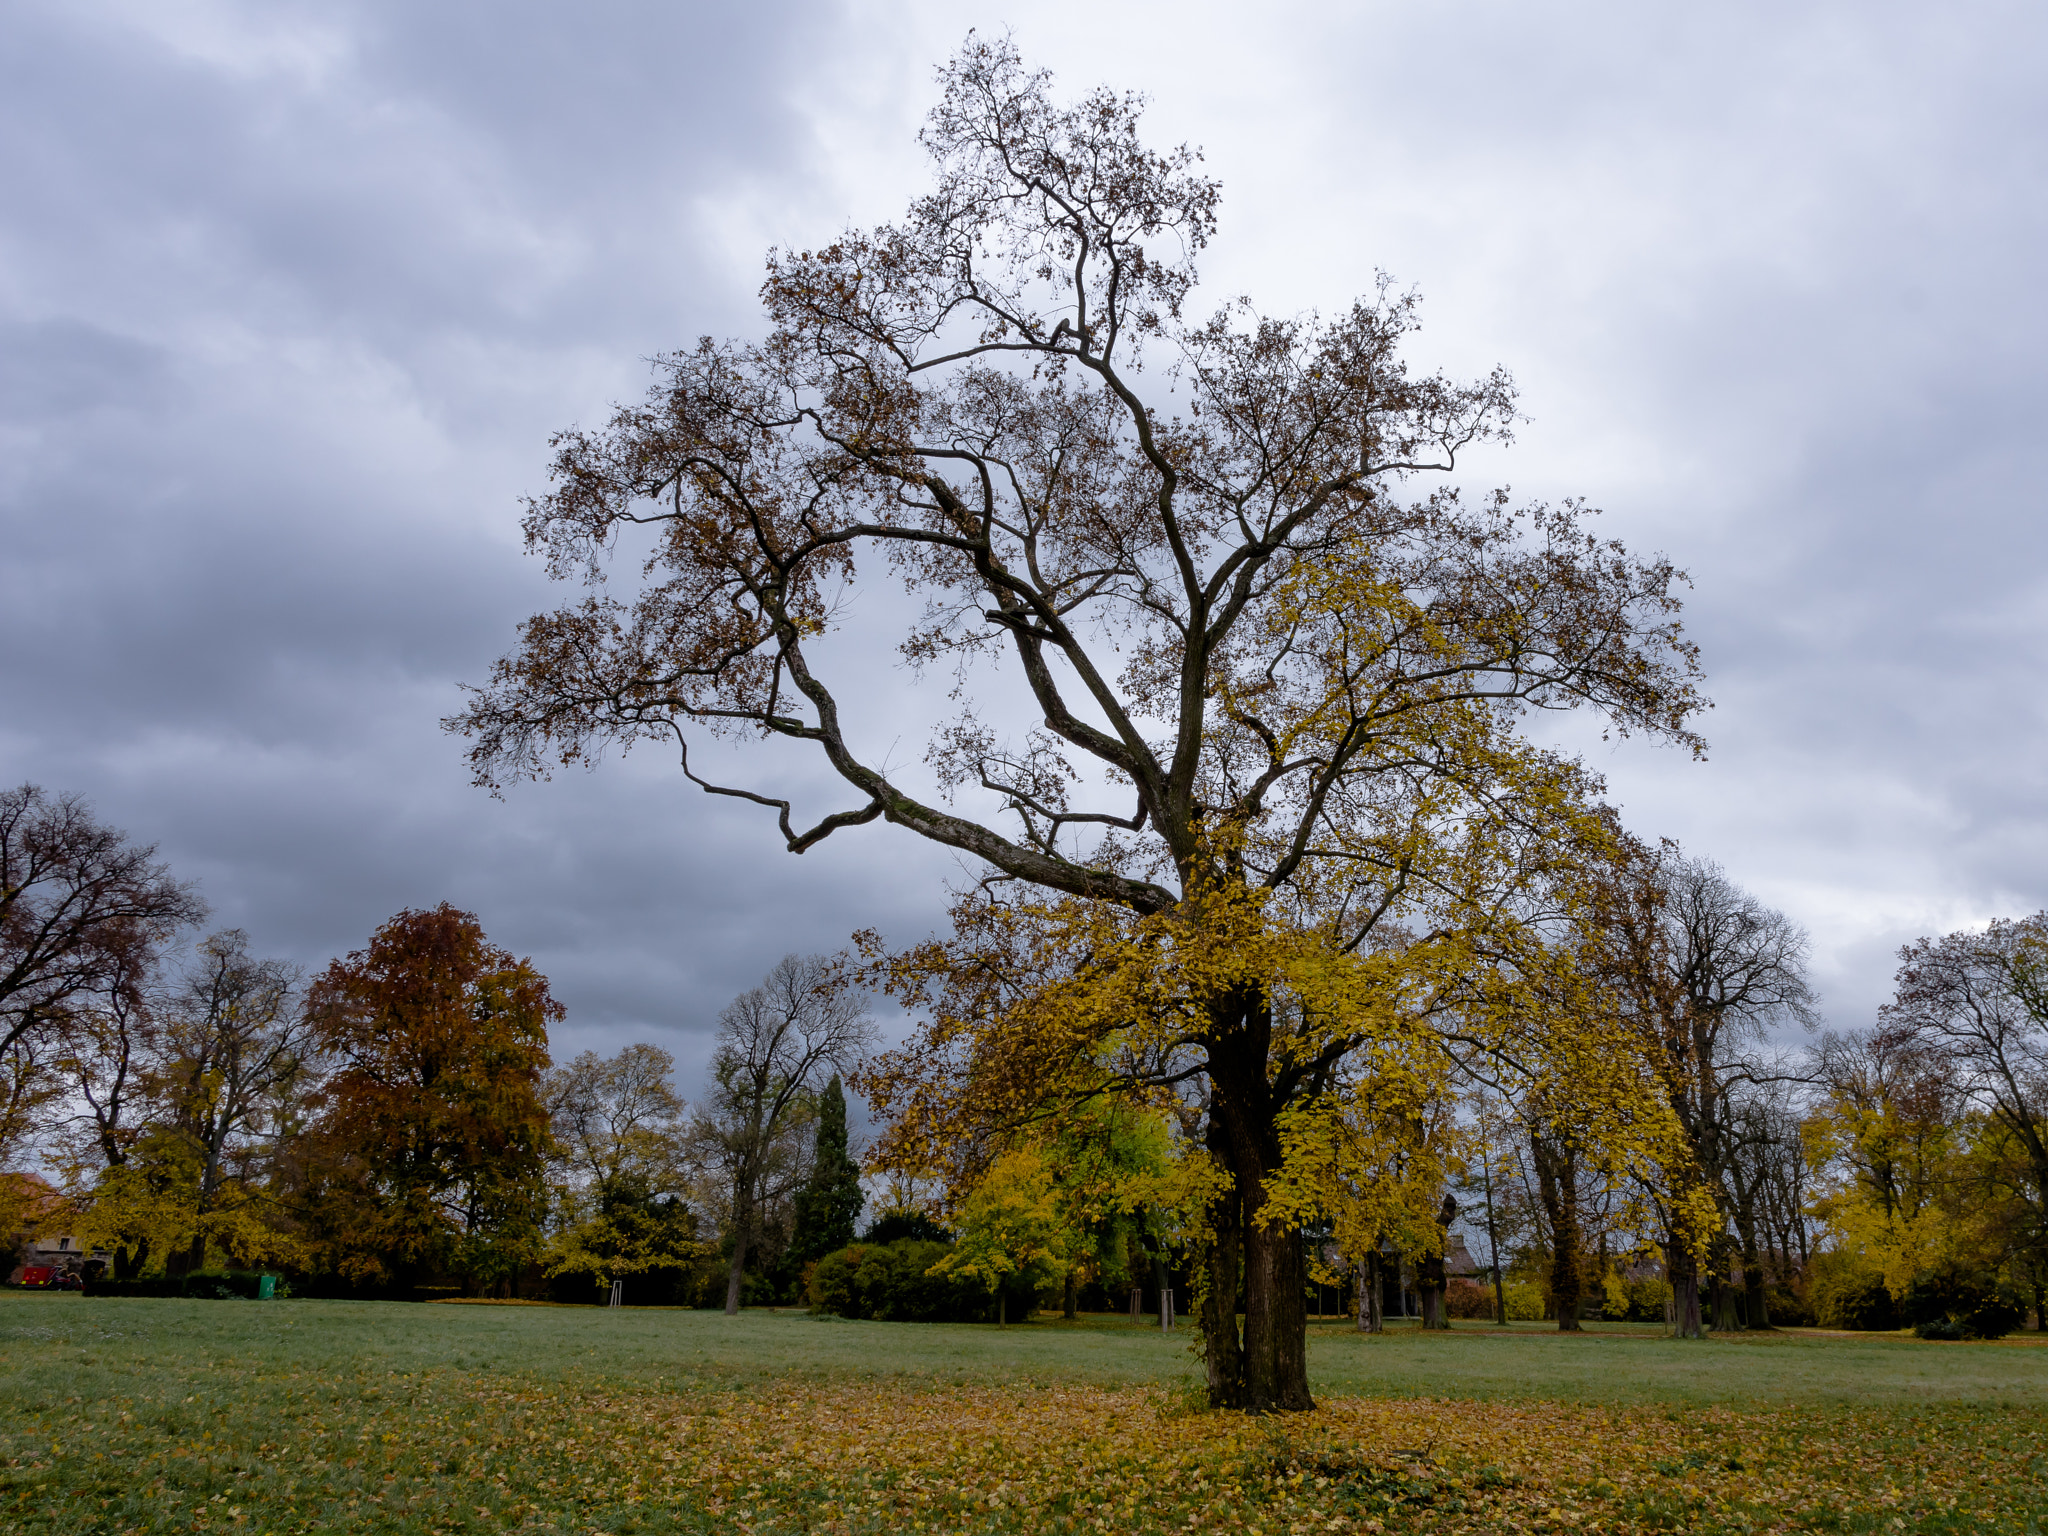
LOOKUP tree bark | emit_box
[1357,1250,1383,1332]
[724,1215,750,1316]
[1532,1135,1583,1331]
[1063,1268,1078,1319]
[114,1238,148,1283]
[1420,1194,1456,1330]
[1710,1236,1740,1331]
[1206,1008,1313,1411]
[1201,1109,1247,1405]
[1664,1206,1705,1338]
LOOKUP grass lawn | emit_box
[4,1293,2045,1534]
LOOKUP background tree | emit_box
[149,931,306,1276]
[543,1043,699,1298]
[303,905,557,1293]
[688,954,874,1313]
[57,931,308,1278]
[782,1074,864,1291]
[929,1144,1079,1324]
[455,39,1703,1408]
[1579,844,1814,1335]
[1,785,202,1173]
[1883,912,2048,1311]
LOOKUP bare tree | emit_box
[0,786,203,1162]
[1592,848,1817,1335]
[547,1044,688,1196]
[690,955,873,1314]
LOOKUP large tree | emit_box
[454,39,1703,1407]
[543,1043,699,1296]
[58,931,310,1278]
[1578,844,1816,1336]
[303,905,557,1291]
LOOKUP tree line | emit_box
[0,784,877,1305]
[6,783,2042,1347]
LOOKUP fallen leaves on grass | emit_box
[529,1382,2045,1534]
[5,1374,2044,1533]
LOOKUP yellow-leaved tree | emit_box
[455,38,1706,1407]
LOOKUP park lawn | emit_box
[2,1294,2044,1535]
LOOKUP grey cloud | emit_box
[2,0,2043,1095]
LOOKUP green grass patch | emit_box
[4,1293,2045,1533]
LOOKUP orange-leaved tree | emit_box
[303,905,557,1293]
[452,38,1704,1407]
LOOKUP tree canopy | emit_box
[452,35,1707,1410]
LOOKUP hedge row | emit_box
[83,1271,283,1300]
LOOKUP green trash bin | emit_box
[258,1274,276,1300]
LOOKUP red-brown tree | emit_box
[303,904,557,1292]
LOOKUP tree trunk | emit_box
[1200,1104,1246,1404]
[1740,1237,1771,1329]
[114,1238,148,1283]
[1666,1215,1704,1338]
[1357,1251,1382,1333]
[1206,1011,1313,1411]
[1202,1220,1245,1402]
[1734,1186,1771,1329]
[1710,1237,1740,1331]
[1532,1135,1582,1332]
[724,1228,749,1316]
[1481,1162,1508,1327]
[1420,1194,1456,1330]
[1063,1268,1078,1319]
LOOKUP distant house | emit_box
[3,1173,103,1285]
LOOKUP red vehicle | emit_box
[17,1266,56,1288]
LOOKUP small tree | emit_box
[784,1074,864,1290]
[544,1044,699,1298]
[931,1145,1077,1323]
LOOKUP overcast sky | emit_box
[3,0,2043,1094]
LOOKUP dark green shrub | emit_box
[82,1276,184,1298]
[1764,1284,1815,1327]
[860,1210,952,1246]
[808,1239,988,1322]
[1810,1268,1898,1330]
[1901,1267,2023,1340]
